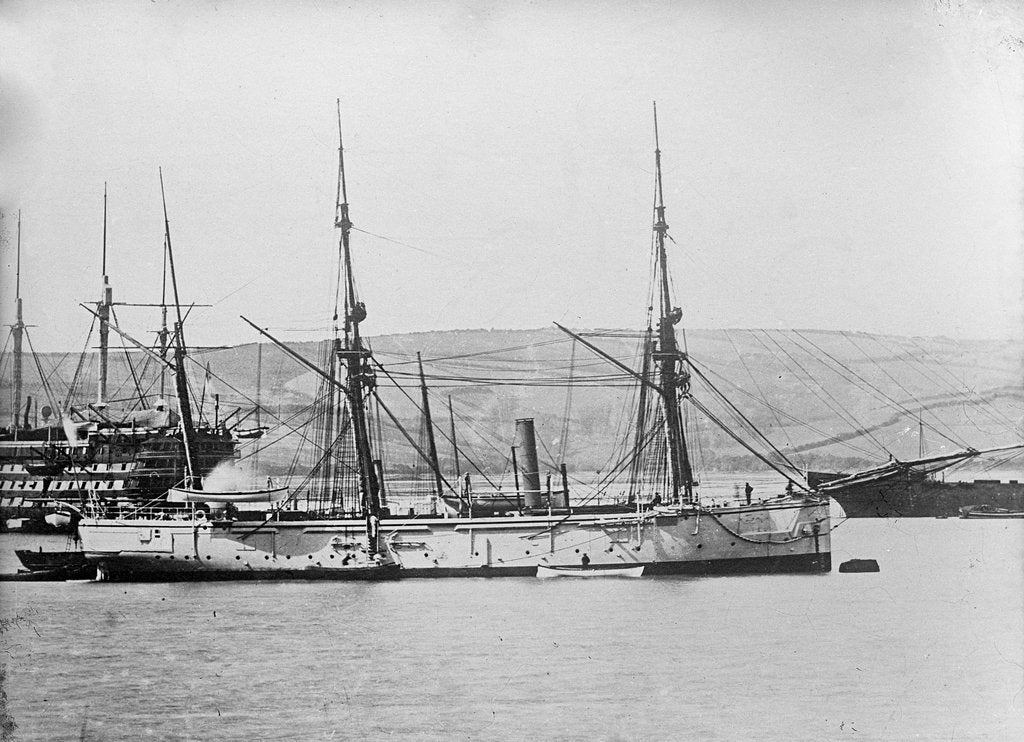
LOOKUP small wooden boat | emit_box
[959,504,1024,519]
[536,564,645,579]
[166,485,289,504]
[44,511,73,529]
[14,548,96,580]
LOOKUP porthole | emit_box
[206,556,212,560]
[525,550,530,555]
[235,556,241,561]
[696,544,702,549]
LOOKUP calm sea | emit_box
[1,514,1022,741]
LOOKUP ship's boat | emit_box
[166,485,290,504]
[10,543,97,581]
[77,105,831,581]
[958,504,1024,519]
[536,564,645,579]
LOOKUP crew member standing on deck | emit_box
[745,482,753,505]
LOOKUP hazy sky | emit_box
[1,0,1021,352]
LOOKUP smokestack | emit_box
[515,418,542,508]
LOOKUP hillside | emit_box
[2,327,1022,478]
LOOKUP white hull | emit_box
[78,498,831,580]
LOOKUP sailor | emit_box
[785,481,794,497]
[744,482,753,505]
[581,553,591,568]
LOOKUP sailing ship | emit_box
[76,105,832,581]
[813,461,1024,518]
[810,420,1023,518]
[0,194,238,534]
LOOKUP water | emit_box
[1,518,1021,741]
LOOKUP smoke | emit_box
[202,461,257,492]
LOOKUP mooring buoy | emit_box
[839,559,880,573]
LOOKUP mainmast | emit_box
[651,103,695,504]
[11,211,24,431]
[159,169,199,488]
[334,102,382,535]
[97,184,113,406]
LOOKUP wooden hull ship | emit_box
[1,206,238,533]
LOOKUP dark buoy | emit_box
[839,559,880,573]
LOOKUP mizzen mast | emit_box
[334,101,382,538]
[651,103,695,504]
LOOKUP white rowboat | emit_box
[166,486,290,504]
[536,564,645,579]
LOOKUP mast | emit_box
[417,353,444,500]
[97,183,112,406]
[159,169,199,488]
[158,235,170,400]
[334,101,381,540]
[628,325,654,501]
[448,395,461,479]
[11,211,24,431]
[254,340,262,473]
[651,103,695,504]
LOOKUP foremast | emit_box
[10,211,24,431]
[651,104,695,505]
[97,184,112,406]
[334,102,383,549]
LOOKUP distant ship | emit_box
[810,450,1024,518]
[0,200,240,533]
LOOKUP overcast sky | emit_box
[1,0,1021,352]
